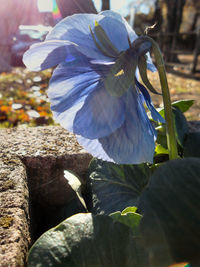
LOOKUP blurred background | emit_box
[1,0,200,71]
[0,0,200,127]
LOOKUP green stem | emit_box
[140,36,178,160]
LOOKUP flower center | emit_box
[89,22,153,97]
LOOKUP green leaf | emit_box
[155,144,169,155]
[88,158,151,214]
[110,207,142,236]
[172,107,188,147]
[139,158,200,265]
[183,132,200,158]
[122,207,138,214]
[158,100,194,118]
[158,107,188,147]
[171,99,194,113]
[154,143,169,164]
[28,213,146,267]
[64,170,87,210]
[43,198,86,232]
[156,125,168,149]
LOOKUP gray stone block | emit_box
[0,126,92,266]
[0,156,30,267]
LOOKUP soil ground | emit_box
[149,54,200,120]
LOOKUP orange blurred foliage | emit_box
[0,105,11,112]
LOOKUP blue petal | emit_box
[146,52,157,72]
[46,13,111,61]
[78,88,157,164]
[77,135,115,162]
[48,58,101,132]
[73,82,125,139]
[52,101,86,132]
[100,11,156,72]
[45,12,138,60]
[100,11,138,43]
[90,59,115,65]
[48,54,124,137]
[48,53,109,109]
[23,40,78,71]
[147,61,157,72]
[136,80,165,123]
[95,16,132,52]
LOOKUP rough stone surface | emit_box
[0,126,92,266]
[0,156,30,267]
[0,125,86,158]
[0,126,92,197]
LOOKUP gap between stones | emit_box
[22,154,92,243]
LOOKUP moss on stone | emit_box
[0,216,13,228]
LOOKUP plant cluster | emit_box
[23,10,200,267]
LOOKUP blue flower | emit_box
[23,11,164,164]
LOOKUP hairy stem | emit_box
[139,36,178,160]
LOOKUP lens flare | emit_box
[52,0,62,20]
[168,263,191,267]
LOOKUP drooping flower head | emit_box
[23,11,164,164]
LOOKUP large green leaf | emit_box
[110,207,142,236]
[157,107,188,147]
[88,159,151,214]
[183,132,200,158]
[139,158,200,265]
[28,213,146,267]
